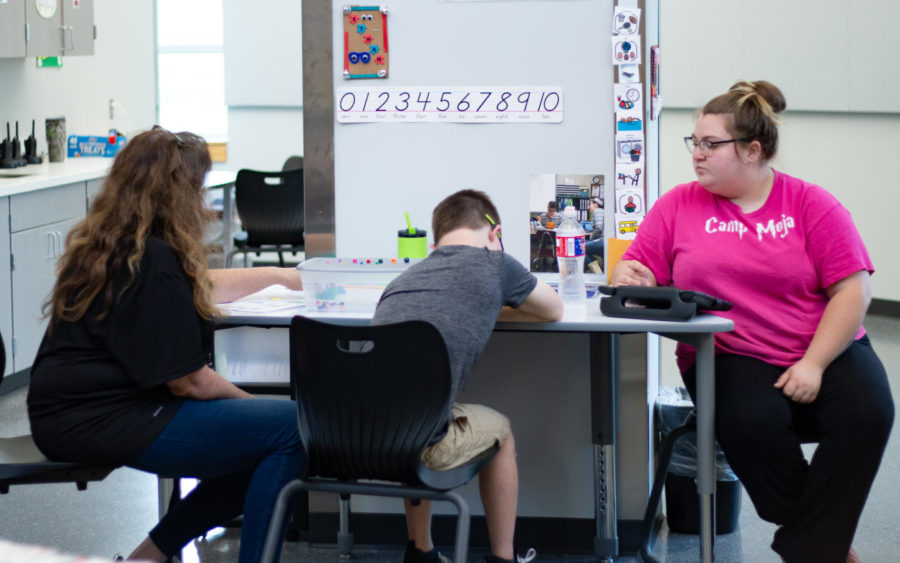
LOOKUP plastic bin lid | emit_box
[297,257,423,272]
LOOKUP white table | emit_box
[212,287,732,562]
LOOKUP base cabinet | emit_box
[7,181,87,374]
[0,198,12,378]
[10,216,80,372]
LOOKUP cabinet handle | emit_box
[46,232,56,259]
[66,26,75,52]
[56,231,64,257]
[58,26,66,55]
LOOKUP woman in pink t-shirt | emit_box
[613,81,893,563]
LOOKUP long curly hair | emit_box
[46,126,217,322]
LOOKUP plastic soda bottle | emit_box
[556,206,586,305]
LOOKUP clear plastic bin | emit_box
[297,257,421,313]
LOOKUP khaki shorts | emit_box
[420,403,511,471]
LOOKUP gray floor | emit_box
[1,314,898,562]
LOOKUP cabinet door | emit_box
[0,198,12,377]
[86,177,104,211]
[25,0,64,57]
[10,216,80,372]
[0,0,26,58]
[62,0,94,56]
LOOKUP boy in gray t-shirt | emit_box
[373,190,563,563]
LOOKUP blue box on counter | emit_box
[67,134,126,158]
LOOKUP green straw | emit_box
[405,212,415,234]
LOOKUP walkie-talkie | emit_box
[0,122,16,169]
[24,119,42,164]
[12,121,26,167]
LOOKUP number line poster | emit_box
[336,87,564,123]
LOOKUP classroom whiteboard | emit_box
[332,0,620,265]
[660,0,900,113]
[223,0,303,107]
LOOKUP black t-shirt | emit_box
[27,237,213,466]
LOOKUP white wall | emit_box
[659,109,900,302]
[217,0,303,173]
[218,107,303,172]
[659,0,900,303]
[0,1,156,152]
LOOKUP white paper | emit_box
[616,189,645,216]
[614,214,643,240]
[612,7,640,36]
[615,132,644,165]
[217,285,305,314]
[612,36,641,65]
[619,64,640,83]
[615,163,643,190]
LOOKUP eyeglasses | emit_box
[152,124,185,146]
[485,214,503,251]
[684,136,752,154]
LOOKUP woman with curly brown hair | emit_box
[27,127,305,563]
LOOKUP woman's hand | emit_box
[610,259,657,287]
[774,359,824,403]
[775,270,870,404]
[167,365,254,400]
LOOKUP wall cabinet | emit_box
[0,198,12,377]
[8,181,85,373]
[25,0,95,57]
[0,1,27,58]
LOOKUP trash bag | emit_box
[655,386,737,482]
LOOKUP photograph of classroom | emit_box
[1,1,898,563]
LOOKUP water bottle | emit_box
[556,206,586,305]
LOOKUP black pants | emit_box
[682,336,894,563]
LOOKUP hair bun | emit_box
[750,80,786,114]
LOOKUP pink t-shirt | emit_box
[623,170,873,371]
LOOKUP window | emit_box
[155,0,227,142]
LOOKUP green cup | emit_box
[398,228,428,258]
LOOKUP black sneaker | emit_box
[403,540,452,563]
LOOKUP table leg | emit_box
[158,476,177,519]
[590,333,618,560]
[222,182,235,262]
[695,333,716,563]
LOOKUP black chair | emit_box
[282,155,303,172]
[225,168,304,268]
[0,331,114,494]
[260,317,499,563]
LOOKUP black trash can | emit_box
[656,387,741,534]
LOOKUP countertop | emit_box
[0,159,111,198]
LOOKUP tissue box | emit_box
[298,257,422,312]
[67,134,126,158]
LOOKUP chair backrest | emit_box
[234,168,304,246]
[289,316,452,485]
[0,331,5,389]
[282,155,303,172]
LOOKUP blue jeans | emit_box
[130,398,304,563]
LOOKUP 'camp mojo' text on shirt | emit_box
[704,214,796,241]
